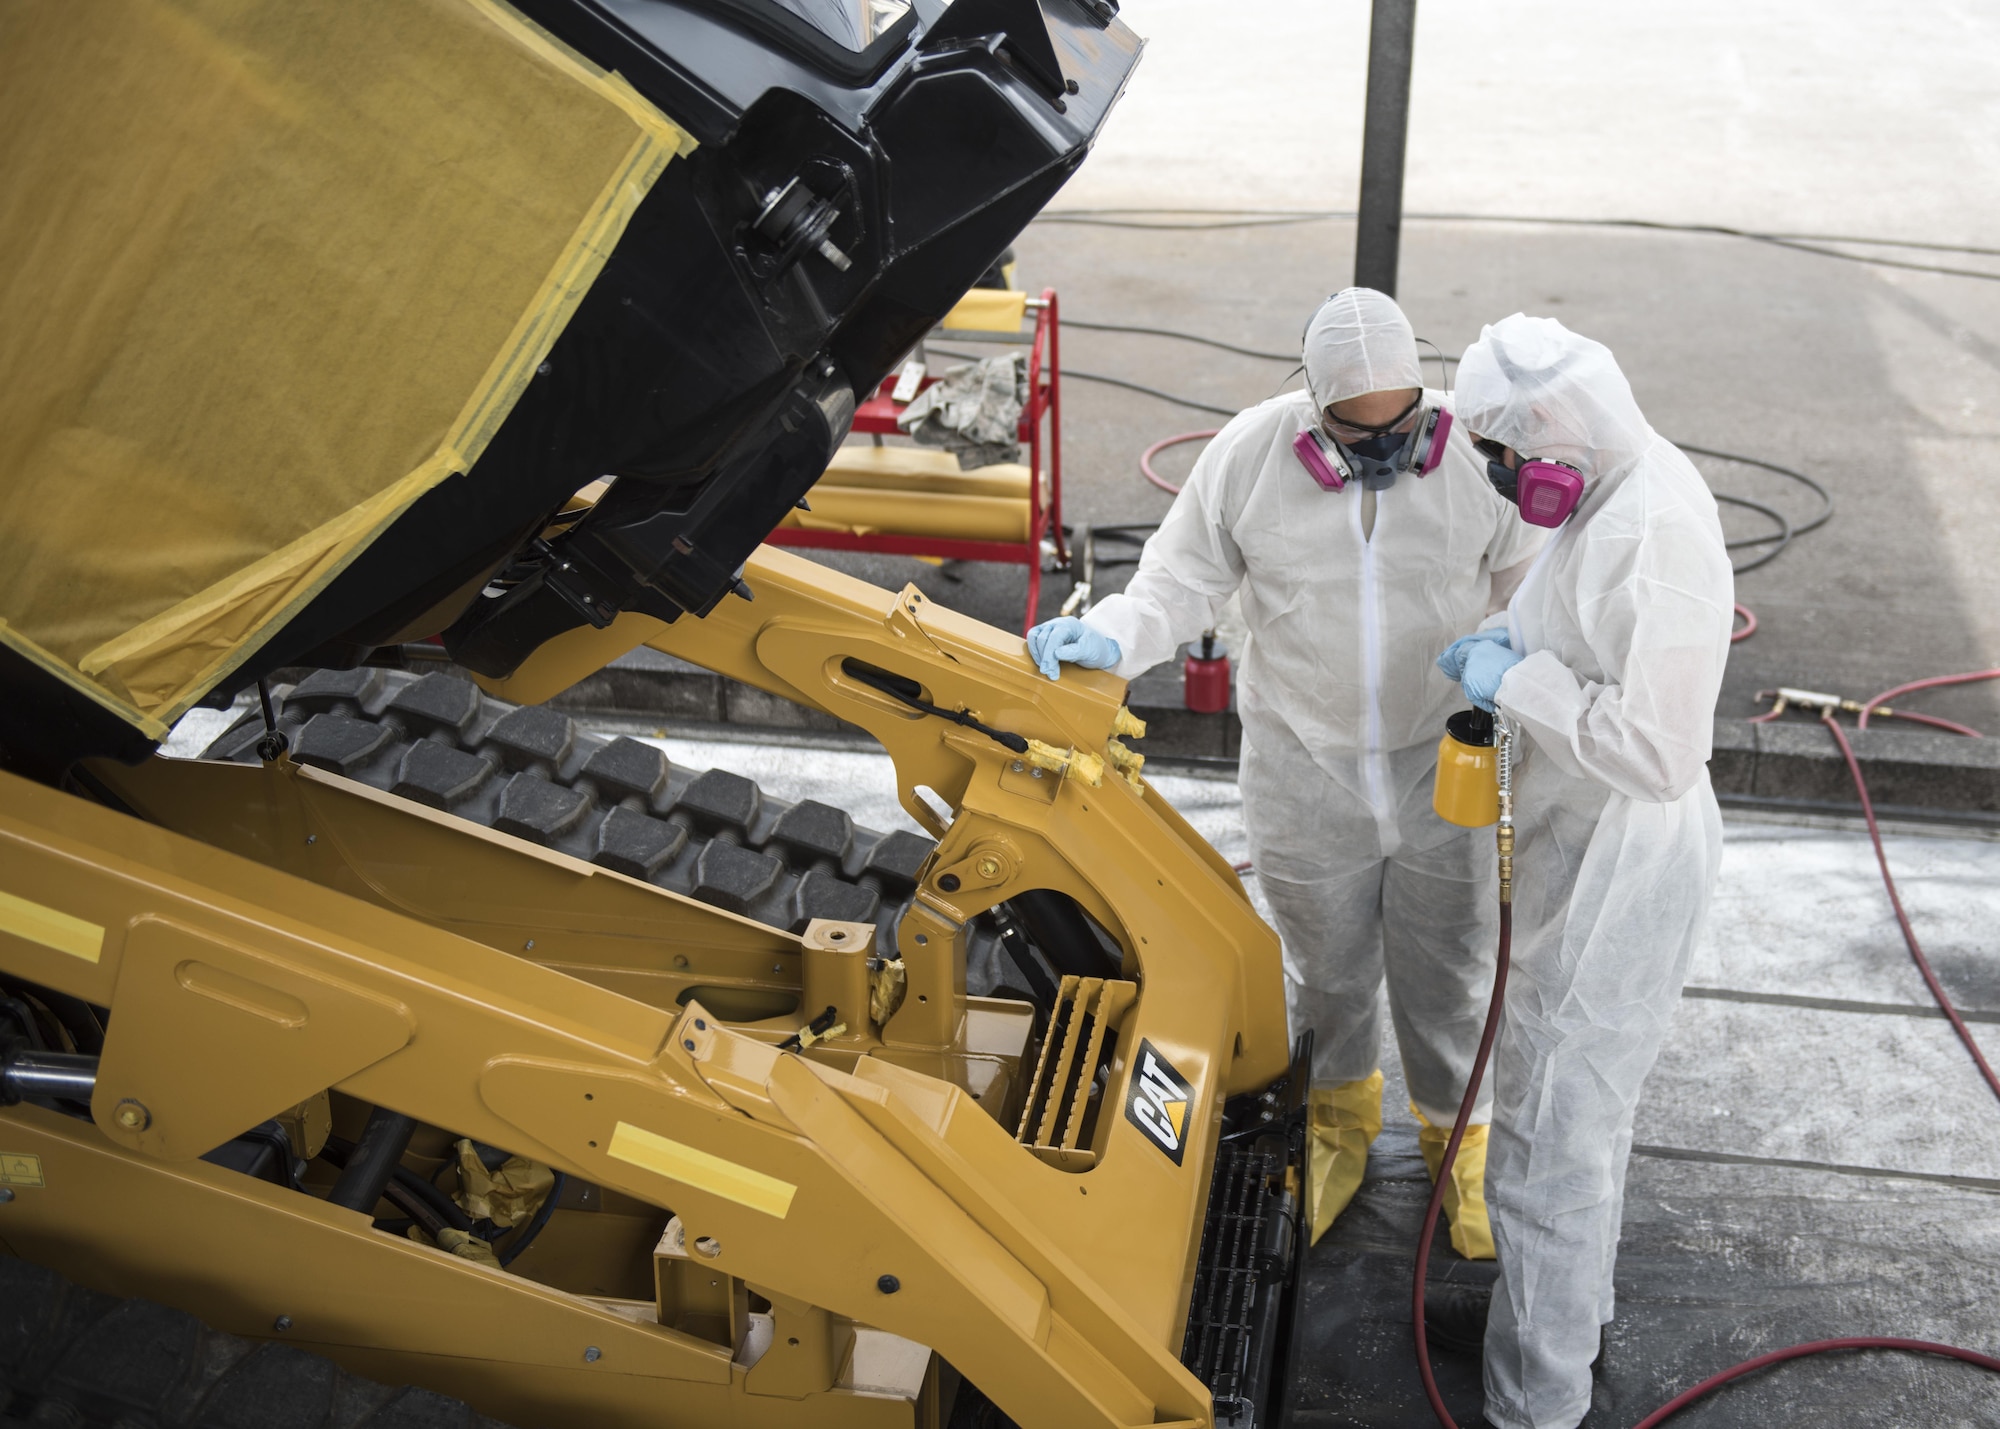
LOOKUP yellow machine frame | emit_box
[0,545,1288,1429]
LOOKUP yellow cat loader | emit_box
[0,3,1307,1427]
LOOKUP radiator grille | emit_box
[1014,975,1135,1167]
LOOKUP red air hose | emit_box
[1858,668,2000,731]
[1413,693,2000,1428]
[1628,1339,2000,1429]
[1412,904,1511,1428]
[1870,707,1983,737]
[1140,429,1218,495]
[1826,678,2000,1107]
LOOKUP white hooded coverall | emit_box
[1454,316,1734,1429]
[1081,290,1544,1126]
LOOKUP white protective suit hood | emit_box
[1453,314,1654,481]
[1303,288,1425,410]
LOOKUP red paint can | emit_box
[1184,633,1232,714]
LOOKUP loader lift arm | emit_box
[2,543,1294,1428]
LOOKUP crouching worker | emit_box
[1439,315,1734,1429]
[1027,289,1544,1255]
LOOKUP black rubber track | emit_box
[200,668,1021,991]
[0,1255,516,1429]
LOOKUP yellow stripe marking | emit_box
[608,1121,795,1219]
[0,890,103,963]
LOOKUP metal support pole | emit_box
[1354,0,1417,296]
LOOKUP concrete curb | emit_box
[1708,718,2000,815]
[545,650,2000,817]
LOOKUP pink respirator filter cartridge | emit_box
[1416,408,1452,475]
[1517,460,1586,527]
[1292,429,1347,491]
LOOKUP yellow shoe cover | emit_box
[1413,1105,1496,1260]
[1307,1071,1384,1246]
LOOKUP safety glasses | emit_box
[1471,435,1512,465]
[1321,392,1422,445]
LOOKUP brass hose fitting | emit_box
[1755,686,1899,721]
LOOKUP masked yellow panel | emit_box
[0,0,691,737]
[939,288,1028,333]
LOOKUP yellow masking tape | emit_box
[0,890,104,964]
[608,1121,796,1219]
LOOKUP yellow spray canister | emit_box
[1433,708,1499,828]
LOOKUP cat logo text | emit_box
[1124,1039,1195,1165]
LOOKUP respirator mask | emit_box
[1292,393,1453,493]
[1473,436,1585,528]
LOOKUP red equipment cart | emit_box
[767,288,1066,634]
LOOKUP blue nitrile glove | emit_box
[1460,639,1525,713]
[1026,617,1122,681]
[1436,628,1512,682]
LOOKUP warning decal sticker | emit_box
[1,1153,45,1187]
[1124,1039,1195,1166]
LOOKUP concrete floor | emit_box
[1063,1,2000,246]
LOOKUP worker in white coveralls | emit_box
[1026,288,1545,1260]
[1438,315,1733,1429]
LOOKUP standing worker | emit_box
[1439,315,1734,1429]
[1027,289,1545,1256]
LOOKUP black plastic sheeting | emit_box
[1289,1085,2000,1427]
